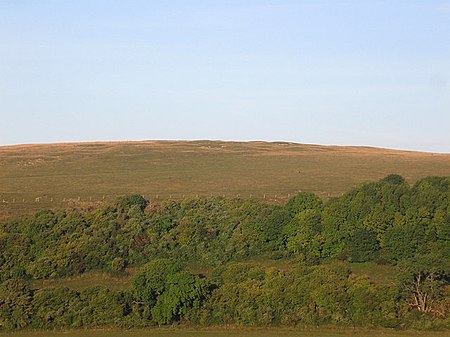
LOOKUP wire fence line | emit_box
[0,190,343,207]
[0,193,291,204]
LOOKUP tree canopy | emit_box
[0,175,449,330]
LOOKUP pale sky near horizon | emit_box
[1,1,449,152]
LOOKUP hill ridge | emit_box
[1,139,449,155]
[1,140,450,219]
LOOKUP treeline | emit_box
[1,258,448,330]
[0,175,449,330]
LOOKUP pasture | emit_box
[0,327,446,337]
[28,262,396,292]
[1,140,450,220]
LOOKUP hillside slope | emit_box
[1,140,450,219]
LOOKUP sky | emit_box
[0,0,449,152]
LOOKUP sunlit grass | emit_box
[29,260,397,292]
[1,140,450,220]
[30,271,133,291]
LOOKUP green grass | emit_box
[30,272,134,291]
[29,260,396,292]
[0,327,447,337]
[348,262,397,285]
[1,140,450,220]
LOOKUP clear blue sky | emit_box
[1,1,449,152]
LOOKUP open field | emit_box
[30,271,134,292]
[1,140,450,220]
[0,327,447,337]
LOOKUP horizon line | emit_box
[0,138,449,155]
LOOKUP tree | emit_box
[285,192,323,216]
[151,271,209,324]
[132,259,210,324]
[132,259,182,307]
[115,195,148,214]
[79,286,127,327]
[285,209,322,258]
[32,287,81,328]
[347,228,380,262]
[110,257,126,274]
[398,251,450,316]
[0,279,33,329]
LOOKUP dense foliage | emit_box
[0,175,449,330]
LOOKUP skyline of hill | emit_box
[1,140,450,219]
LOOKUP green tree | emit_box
[110,257,126,274]
[32,287,82,328]
[398,251,450,316]
[285,209,322,258]
[151,271,210,324]
[0,279,33,329]
[132,259,210,324]
[382,208,429,262]
[347,228,380,262]
[115,195,148,214]
[132,259,182,307]
[78,286,127,327]
[285,192,323,216]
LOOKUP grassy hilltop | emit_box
[1,140,450,219]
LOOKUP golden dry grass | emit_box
[1,140,450,220]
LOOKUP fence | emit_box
[0,190,343,207]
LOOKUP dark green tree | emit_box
[285,192,323,216]
[0,279,33,329]
[151,271,210,324]
[347,228,380,262]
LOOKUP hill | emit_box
[1,140,450,219]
